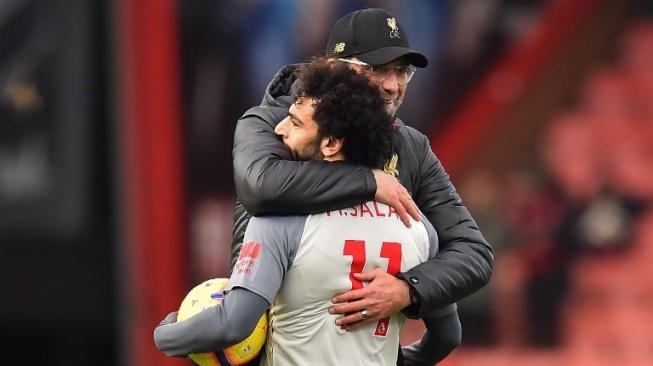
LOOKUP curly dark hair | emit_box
[293,58,394,169]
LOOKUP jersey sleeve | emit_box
[154,288,270,356]
[226,215,307,304]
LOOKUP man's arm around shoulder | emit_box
[233,109,375,215]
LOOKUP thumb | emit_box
[158,311,179,327]
[353,269,381,281]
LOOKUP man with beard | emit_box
[231,8,493,336]
[155,59,460,366]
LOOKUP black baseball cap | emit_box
[325,8,428,68]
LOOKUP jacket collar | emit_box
[261,64,303,109]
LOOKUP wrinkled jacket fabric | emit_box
[231,64,493,315]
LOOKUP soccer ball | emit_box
[177,278,268,366]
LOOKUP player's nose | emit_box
[275,118,290,137]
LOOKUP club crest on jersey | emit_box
[384,153,399,177]
[235,241,262,275]
[387,18,400,39]
[374,318,390,337]
[334,42,345,53]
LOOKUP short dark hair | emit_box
[293,58,394,168]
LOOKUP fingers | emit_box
[331,287,367,305]
[402,192,421,221]
[329,298,366,315]
[372,169,420,227]
[158,311,179,327]
[329,269,404,330]
[331,267,386,304]
[335,311,374,329]
[330,300,373,329]
[166,311,179,321]
[352,269,381,282]
[394,198,412,227]
[396,190,421,227]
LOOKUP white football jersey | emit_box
[227,201,438,366]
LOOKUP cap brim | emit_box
[355,46,428,68]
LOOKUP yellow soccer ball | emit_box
[177,278,268,366]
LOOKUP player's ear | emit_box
[321,136,344,159]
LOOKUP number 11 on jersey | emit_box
[343,240,402,336]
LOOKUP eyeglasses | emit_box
[338,58,416,85]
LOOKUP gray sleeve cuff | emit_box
[154,288,269,356]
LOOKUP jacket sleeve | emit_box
[396,133,494,313]
[232,107,377,216]
[401,305,461,366]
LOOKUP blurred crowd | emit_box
[457,21,653,358]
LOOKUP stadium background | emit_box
[1,0,652,365]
